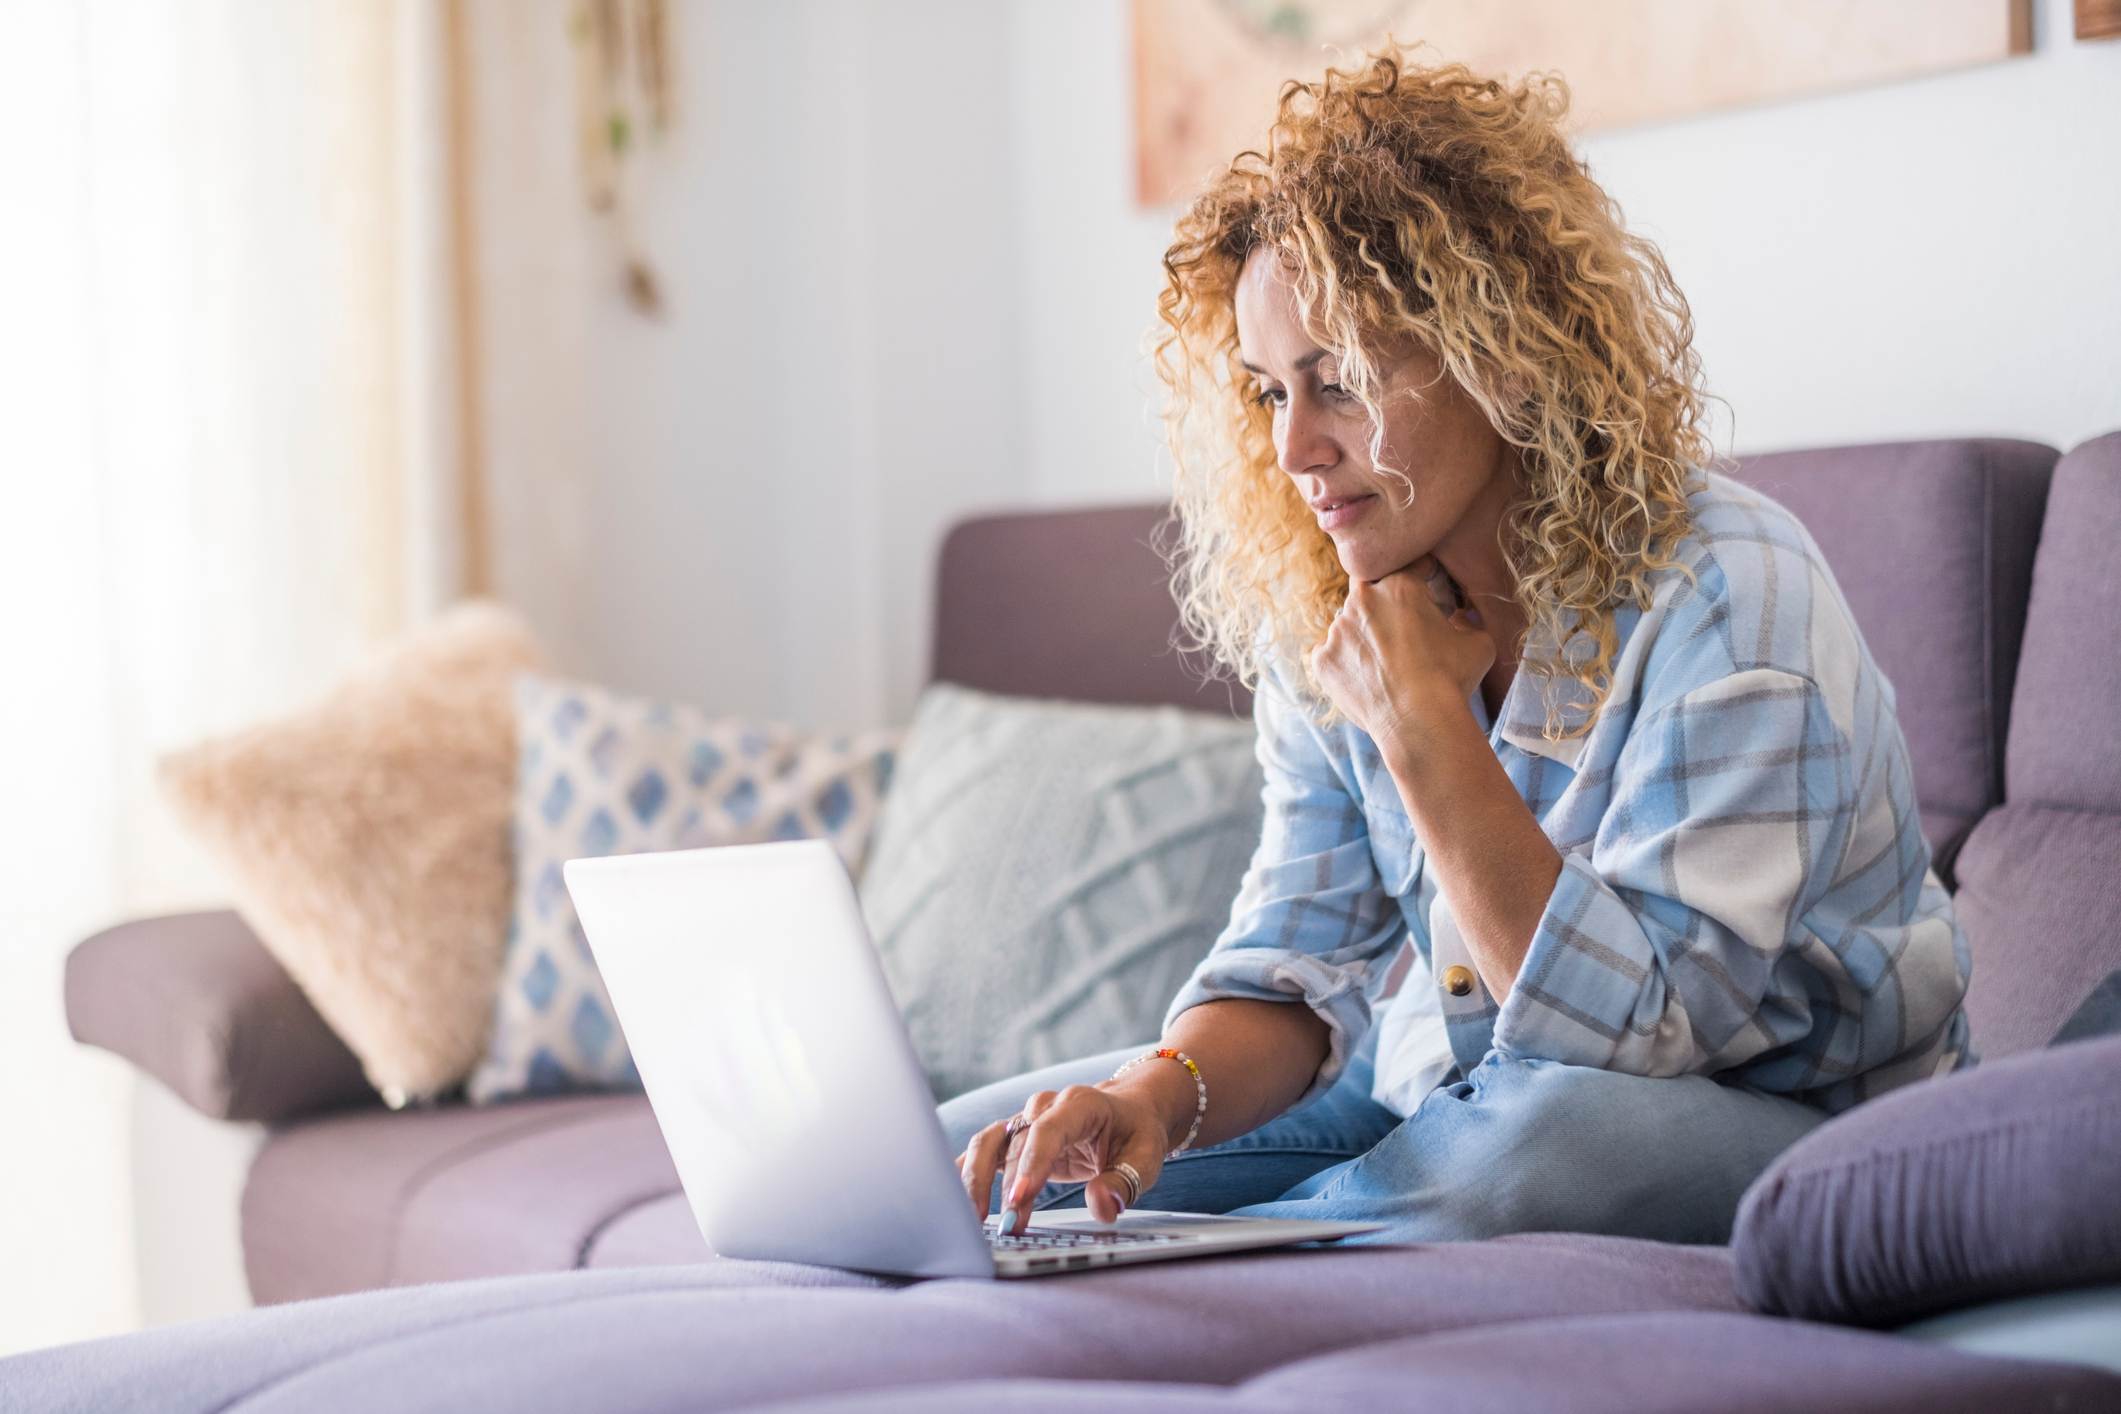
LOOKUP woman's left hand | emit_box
[1308,553,1495,747]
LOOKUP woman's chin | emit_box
[1336,542,1403,584]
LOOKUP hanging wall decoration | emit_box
[1134,0,2034,208]
[571,0,675,314]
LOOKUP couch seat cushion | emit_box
[1234,1310,2119,1414]
[242,1093,705,1303]
[11,1235,1754,1412]
[818,1314,2118,1413]
[577,1191,706,1269]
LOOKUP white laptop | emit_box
[562,838,1386,1279]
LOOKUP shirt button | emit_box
[1441,964,1476,997]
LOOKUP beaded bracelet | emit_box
[1110,1047,1207,1160]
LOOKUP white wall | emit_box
[471,0,1026,732]
[1575,2,2120,460]
[473,0,2121,733]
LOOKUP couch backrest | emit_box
[1730,439,2055,860]
[1949,431,2121,1057]
[931,503,1252,716]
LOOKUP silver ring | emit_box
[1003,1112,1030,1140]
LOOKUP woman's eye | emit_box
[1249,382,1350,410]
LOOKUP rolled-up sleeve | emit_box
[1493,667,1857,1076]
[1162,662,1407,1109]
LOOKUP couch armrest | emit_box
[65,909,378,1123]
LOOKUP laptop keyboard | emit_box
[987,1227,1183,1250]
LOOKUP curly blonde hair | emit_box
[1150,41,1720,743]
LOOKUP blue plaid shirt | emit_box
[1164,469,1975,1117]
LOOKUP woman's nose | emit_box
[1278,400,1337,479]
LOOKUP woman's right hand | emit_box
[957,1083,1171,1234]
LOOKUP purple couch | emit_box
[22,434,2121,1410]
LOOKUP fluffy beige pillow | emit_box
[155,600,547,1105]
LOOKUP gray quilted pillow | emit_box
[858,682,1265,1102]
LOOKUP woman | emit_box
[939,45,1973,1245]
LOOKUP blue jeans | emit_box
[935,1020,1828,1245]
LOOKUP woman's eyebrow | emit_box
[1240,349,1329,377]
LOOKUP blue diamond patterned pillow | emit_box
[468,673,900,1103]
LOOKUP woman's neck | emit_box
[1436,457,1533,726]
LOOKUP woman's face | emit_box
[1233,245,1519,586]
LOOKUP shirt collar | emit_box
[1471,606,1614,771]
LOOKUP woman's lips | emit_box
[1316,494,1377,531]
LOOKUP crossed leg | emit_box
[1218,1050,1829,1245]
